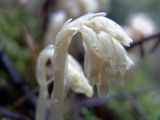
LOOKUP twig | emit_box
[75,86,160,108]
[120,92,150,120]
[0,87,15,105]
[149,38,160,52]
[78,94,118,108]
[14,87,38,108]
[0,107,30,120]
[71,93,86,120]
[74,86,160,120]
[126,32,160,51]
[21,26,39,67]
[0,49,36,108]
[140,43,145,58]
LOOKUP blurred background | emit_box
[0,0,160,120]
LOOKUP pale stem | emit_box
[36,87,48,120]
[51,47,67,120]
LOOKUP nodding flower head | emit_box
[54,12,134,96]
[82,14,133,96]
[80,25,133,96]
[35,45,54,120]
[66,55,93,97]
[37,45,93,97]
[84,16,132,46]
[36,45,54,86]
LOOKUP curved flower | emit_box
[66,55,93,97]
[36,44,93,119]
[85,16,132,46]
[36,45,54,120]
[36,45,93,97]
[80,25,133,96]
[52,13,134,119]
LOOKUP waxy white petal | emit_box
[85,16,132,46]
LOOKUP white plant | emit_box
[66,55,93,97]
[36,45,93,120]
[51,12,134,120]
[36,45,54,120]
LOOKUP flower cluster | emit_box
[54,12,134,96]
[81,14,134,95]
[36,12,134,120]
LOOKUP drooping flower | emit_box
[36,44,93,119]
[36,45,54,120]
[80,24,133,96]
[51,13,134,119]
[66,55,93,97]
[84,15,132,46]
[36,45,93,98]
[81,15,133,95]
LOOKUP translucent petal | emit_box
[81,25,104,58]
[68,55,83,72]
[85,16,132,46]
[97,31,129,75]
[97,31,114,61]
[84,49,100,85]
[112,38,134,76]
[97,31,134,88]
[66,61,93,97]
[80,25,104,85]
[97,72,109,96]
